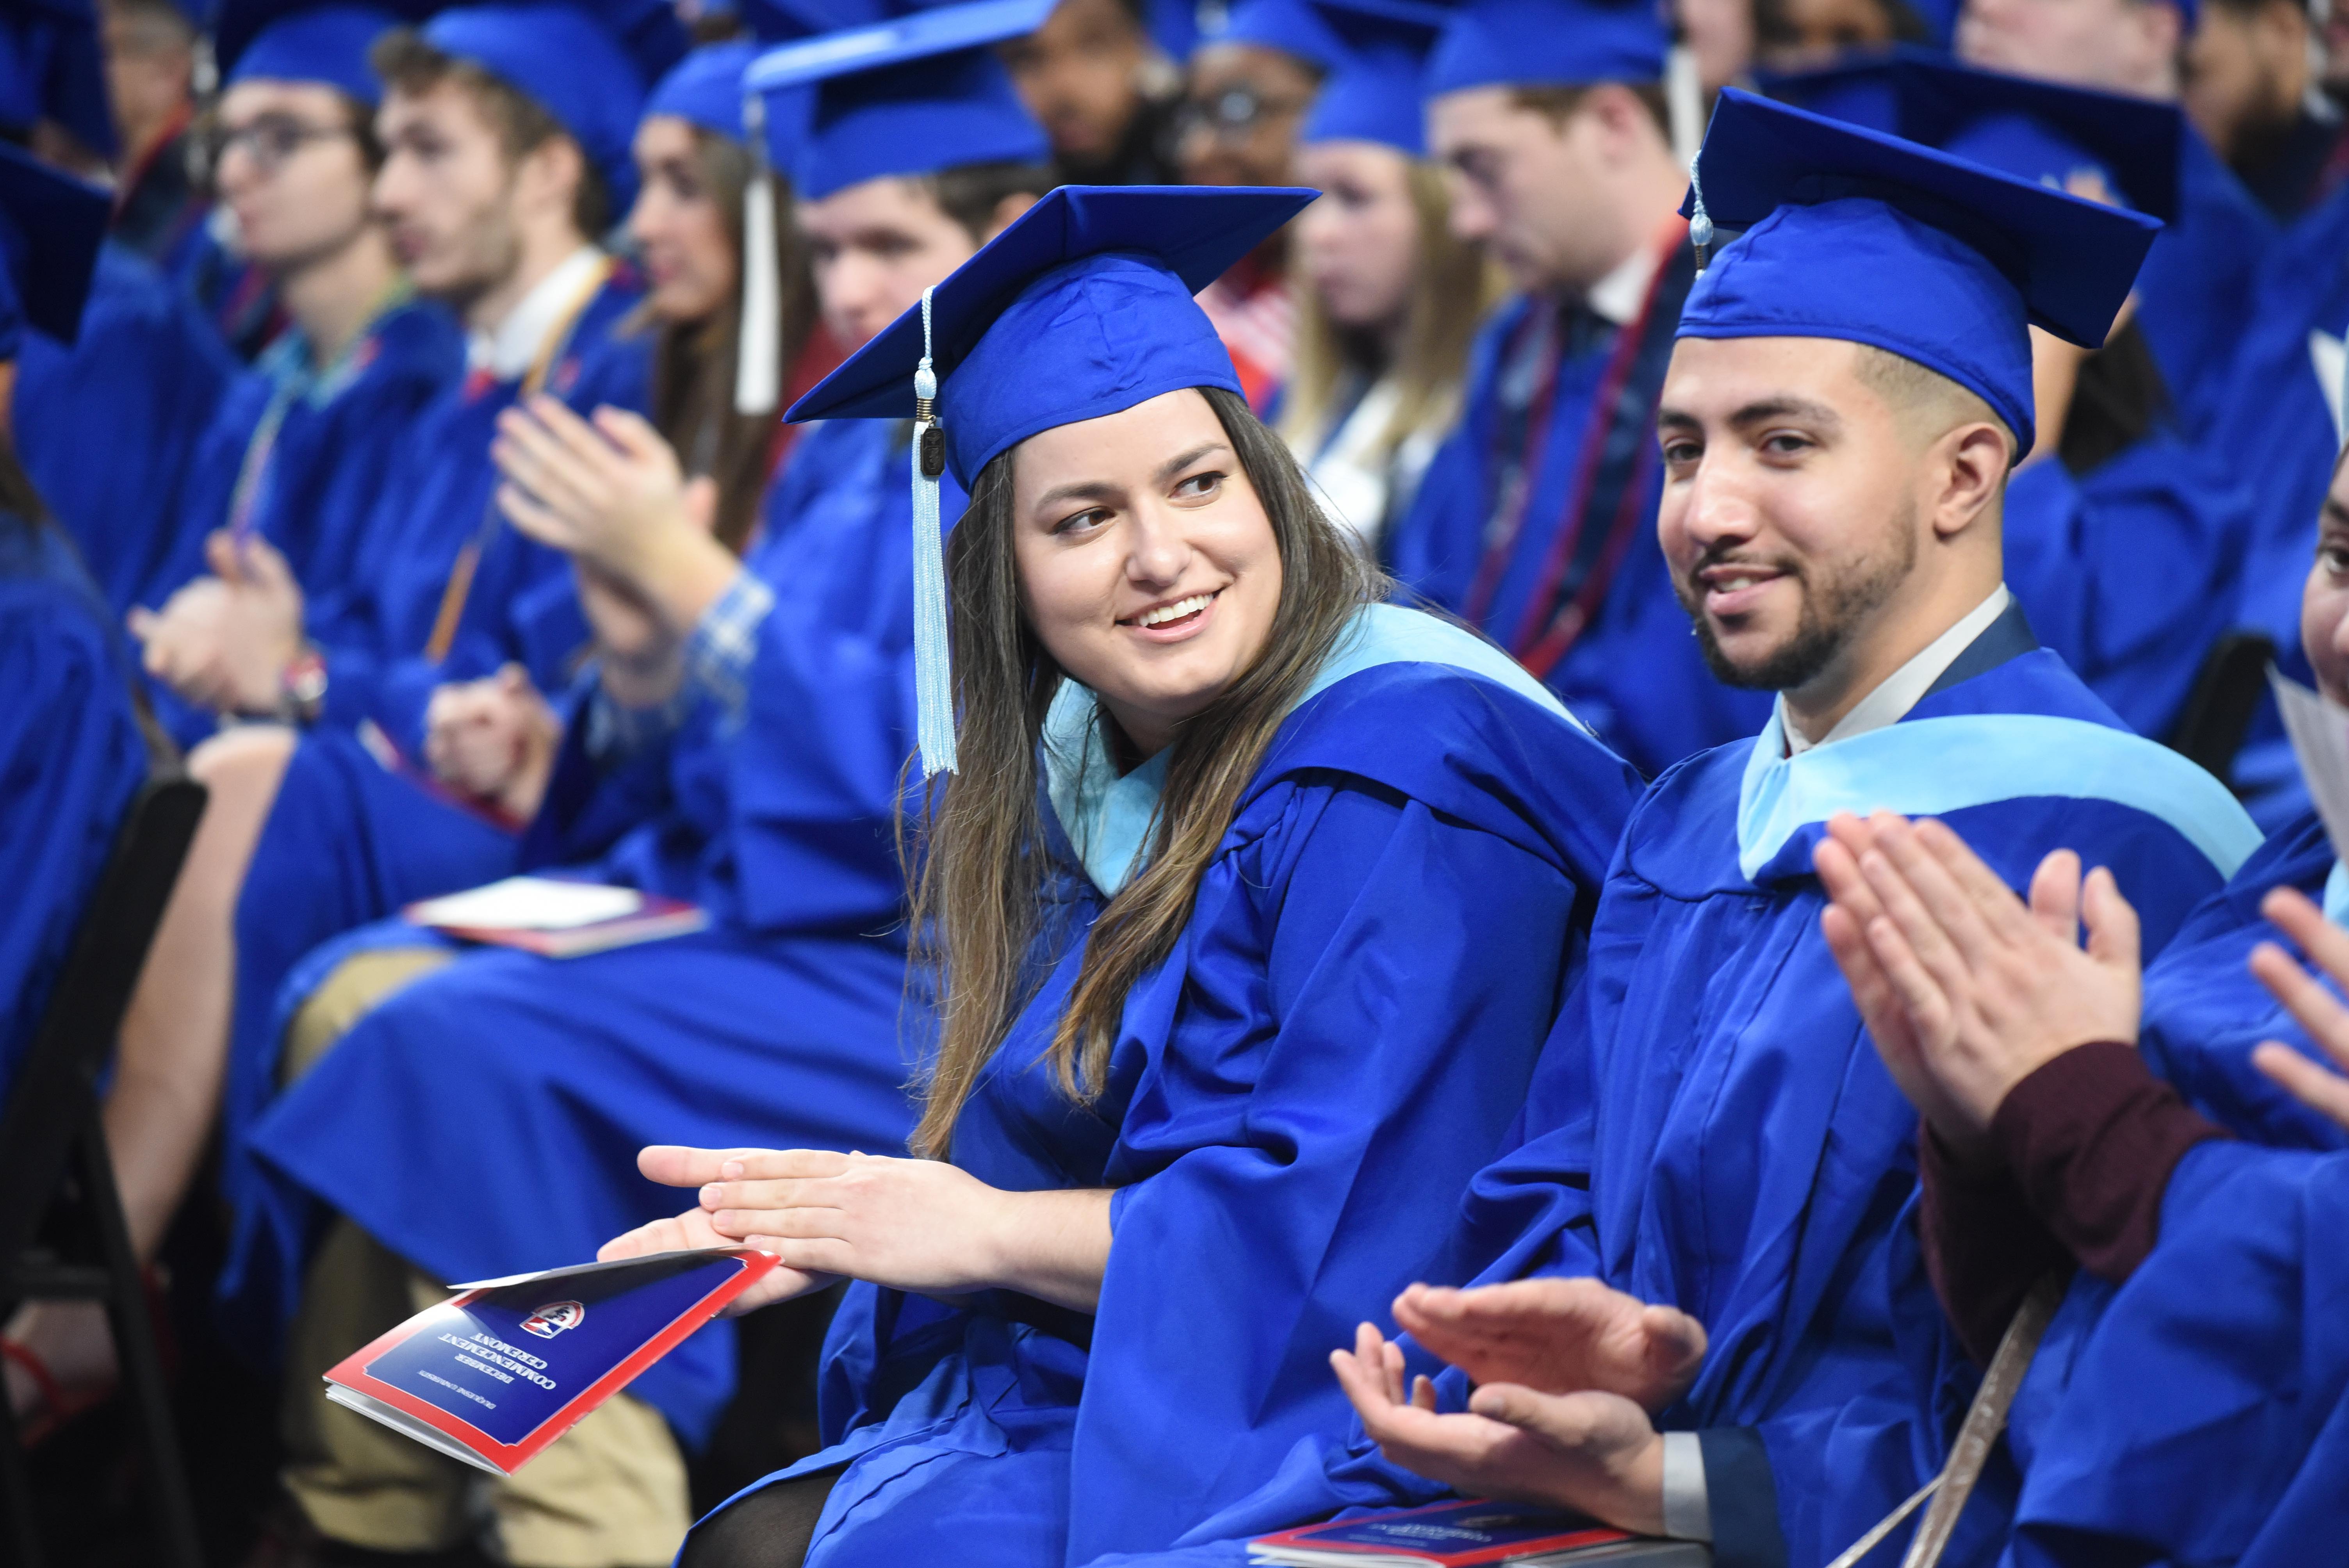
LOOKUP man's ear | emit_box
[982,191,1039,243]
[515,133,587,229]
[1929,421,2010,543]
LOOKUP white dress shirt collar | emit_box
[1780,585,2014,757]
[465,246,607,382]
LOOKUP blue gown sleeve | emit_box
[2005,1139,2349,1568]
[1074,777,1585,1561]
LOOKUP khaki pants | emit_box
[278,947,691,1567]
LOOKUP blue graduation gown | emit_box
[2194,176,2349,826]
[1118,622,2260,1568]
[217,419,956,1443]
[17,241,239,618]
[2130,130,2275,441]
[1387,284,1773,778]
[1997,1139,2349,1568]
[1999,430,2255,744]
[2133,808,2349,1151]
[0,522,148,1099]
[147,296,465,748]
[693,607,1642,1566]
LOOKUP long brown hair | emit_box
[906,386,1388,1156]
[640,127,816,554]
[1278,158,1503,464]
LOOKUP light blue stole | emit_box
[1042,603,1581,896]
[1736,705,2264,884]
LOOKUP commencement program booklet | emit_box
[405,875,709,958]
[1248,1499,1711,1567]
[323,1248,778,1475]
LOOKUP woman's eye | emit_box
[2322,546,2349,575]
[1172,471,1223,499]
[1054,507,1110,535]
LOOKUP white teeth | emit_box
[1135,593,1212,628]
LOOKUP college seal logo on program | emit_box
[519,1300,585,1339]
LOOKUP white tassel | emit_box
[1666,41,1704,173]
[735,90,782,416]
[911,288,958,777]
[1687,149,1715,273]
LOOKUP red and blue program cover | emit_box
[323,1247,779,1475]
[1248,1498,1647,1566]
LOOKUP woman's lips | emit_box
[1120,589,1222,644]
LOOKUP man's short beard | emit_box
[1680,502,1919,692]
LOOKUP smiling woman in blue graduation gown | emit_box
[597,186,1643,1568]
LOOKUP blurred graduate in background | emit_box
[133,0,464,750]
[1276,0,1503,558]
[1385,0,1772,776]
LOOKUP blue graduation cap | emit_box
[1424,0,1665,95]
[219,2,424,106]
[421,0,690,216]
[1299,0,1450,154]
[1204,0,1346,70]
[787,184,1315,775]
[1677,87,2162,459]
[0,0,115,161]
[0,140,108,355]
[1762,46,2180,220]
[645,39,760,137]
[744,0,1052,200]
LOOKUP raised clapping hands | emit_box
[1328,1278,1707,1537]
[127,530,306,715]
[1813,811,2142,1165]
[2247,887,2349,1134]
[599,1146,1113,1318]
[422,663,560,821]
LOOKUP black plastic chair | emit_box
[0,774,208,1568]
[2167,629,2277,788]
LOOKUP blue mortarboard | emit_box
[1763,46,2180,220]
[787,184,1315,775]
[645,39,760,137]
[1205,0,1346,69]
[0,0,115,160]
[745,0,1051,200]
[1425,0,1664,94]
[1678,87,2162,458]
[422,0,690,215]
[221,3,420,106]
[0,140,108,356]
[1299,0,1449,154]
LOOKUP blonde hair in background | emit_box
[1278,158,1507,465]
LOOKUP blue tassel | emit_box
[911,287,958,777]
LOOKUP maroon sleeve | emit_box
[1991,1041,2231,1283]
[1918,1128,2071,1368]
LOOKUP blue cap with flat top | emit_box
[1204,0,1347,69]
[220,2,415,106]
[1300,0,1450,154]
[788,184,1315,777]
[421,0,690,216]
[745,0,1052,199]
[1762,46,2180,220]
[1677,86,2163,460]
[1424,0,1664,95]
[0,140,108,355]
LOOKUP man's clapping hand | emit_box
[127,531,305,715]
[1392,1278,1706,1413]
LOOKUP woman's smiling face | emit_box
[1009,388,1285,757]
